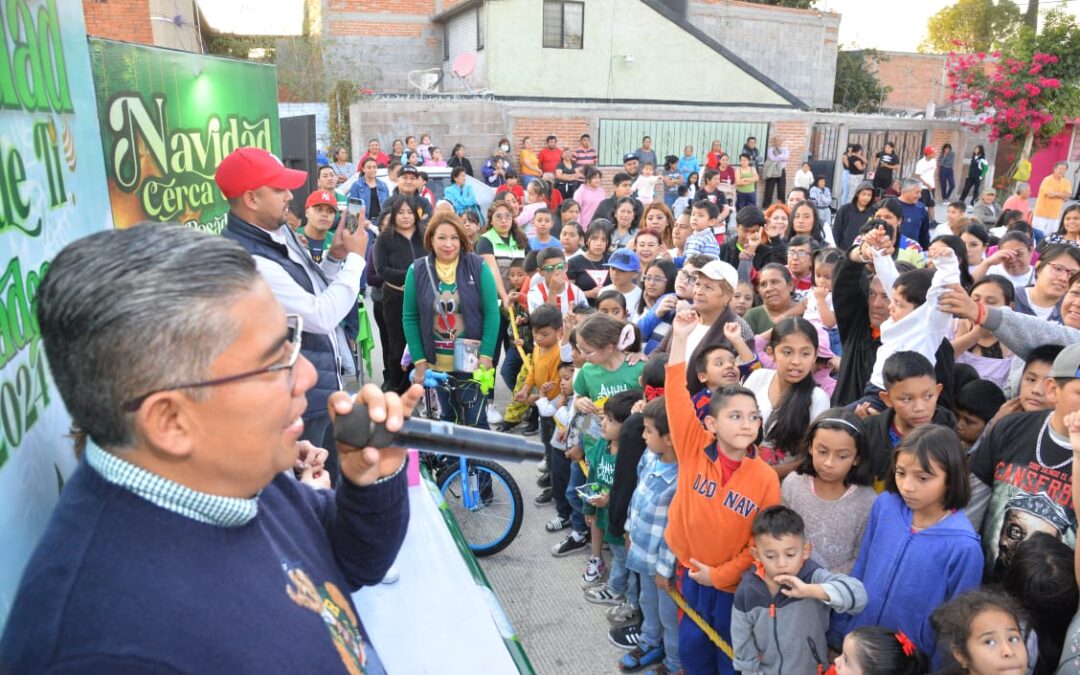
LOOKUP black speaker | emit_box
[280,114,318,218]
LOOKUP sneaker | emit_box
[537,458,549,473]
[581,556,607,586]
[486,402,503,425]
[536,472,551,488]
[608,623,643,650]
[545,515,571,532]
[522,423,540,436]
[533,488,553,505]
[585,583,625,605]
[496,421,517,433]
[618,644,664,672]
[380,564,400,584]
[551,531,588,557]
[607,602,643,626]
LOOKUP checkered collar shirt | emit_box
[85,443,259,527]
[626,451,679,578]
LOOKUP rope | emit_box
[505,303,529,362]
[665,586,734,659]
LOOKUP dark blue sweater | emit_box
[0,461,409,674]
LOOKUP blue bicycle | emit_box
[416,370,524,556]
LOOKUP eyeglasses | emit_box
[642,275,668,284]
[492,212,513,221]
[121,314,303,412]
[787,250,811,259]
[541,262,567,272]
[1043,261,1080,278]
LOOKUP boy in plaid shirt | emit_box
[617,396,681,674]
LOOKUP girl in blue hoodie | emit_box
[836,425,983,663]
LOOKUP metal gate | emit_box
[847,129,927,186]
[808,123,839,189]
[597,119,770,167]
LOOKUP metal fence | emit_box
[597,119,770,166]
[847,129,928,185]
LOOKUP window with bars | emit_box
[542,1,583,50]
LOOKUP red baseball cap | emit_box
[924,146,935,155]
[305,190,339,211]
[215,147,307,198]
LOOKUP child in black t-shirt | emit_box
[971,343,1080,578]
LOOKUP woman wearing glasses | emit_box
[1013,244,1080,324]
[402,212,501,428]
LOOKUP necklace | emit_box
[1035,413,1072,470]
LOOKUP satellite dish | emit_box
[452,52,477,79]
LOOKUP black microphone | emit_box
[333,404,545,463]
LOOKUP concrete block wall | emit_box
[318,0,446,94]
[687,0,839,110]
[280,102,331,150]
[348,98,511,173]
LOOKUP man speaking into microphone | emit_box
[0,225,414,674]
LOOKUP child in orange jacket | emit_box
[663,307,781,675]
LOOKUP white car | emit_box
[337,167,497,216]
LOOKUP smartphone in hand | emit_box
[346,197,365,233]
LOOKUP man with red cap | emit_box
[915,146,938,209]
[299,190,341,263]
[217,147,368,458]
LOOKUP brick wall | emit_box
[510,116,592,170]
[874,52,950,114]
[328,21,423,37]
[328,0,435,13]
[82,0,154,44]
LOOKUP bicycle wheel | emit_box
[438,459,524,556]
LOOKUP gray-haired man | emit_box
[0,225,418,673]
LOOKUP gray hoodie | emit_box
[731,559,867,675]
[983,306,1079,360]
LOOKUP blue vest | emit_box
[222,212,339,419]
[411,253,486,367]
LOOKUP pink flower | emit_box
[1025,83,1042,97]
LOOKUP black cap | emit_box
[400,166,420,176]
[623,153,638,163]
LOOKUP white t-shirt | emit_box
[599,284,643,318]
[931,222,954,240]
[986,264,1035,291]
[527,281,589,315]
[803,290,834,328]
[1028,298,1056,321]
[685,323,710,363]
[632,175,662,204]
[743,368,831,432]
[915,157,937,189]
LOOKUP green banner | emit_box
[0,0,112,630]
[88,39,280,234]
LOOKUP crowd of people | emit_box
[319,129,1080,675]
[7,128,1080,675]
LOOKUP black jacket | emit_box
[863,406,957,482]
[607,414,647,539]
[447,155,474,177]
[719,239,786,273]
[594,195,642,226]
[831,256,956,409]
[374,227,425,290]
[832,203,873,250]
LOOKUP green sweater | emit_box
[402,259,501,370]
